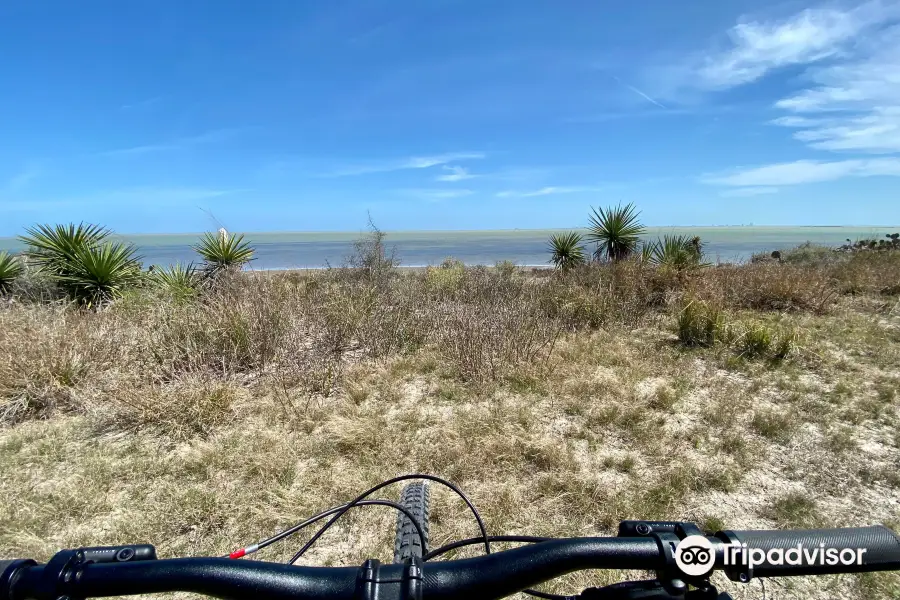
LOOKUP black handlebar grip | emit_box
[1,560,36,600]
[723,526,900,577]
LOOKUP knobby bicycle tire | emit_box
[393,481,430,562]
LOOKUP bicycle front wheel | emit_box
[393,481,430,562]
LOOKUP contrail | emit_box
[613,76,668,110]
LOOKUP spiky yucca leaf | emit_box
[639,240,658,264]
[19,223,110,276]
[153,262,202,298]
[652,234,706,269]
[58,242,143,305]
[193,232,254,274]
[548,231,586,272]
[0,251,24,294]
[587,202,645,262]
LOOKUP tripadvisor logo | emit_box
[674,535,870,577]
[674,536,715,576]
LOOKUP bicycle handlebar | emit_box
[4,527,900,600]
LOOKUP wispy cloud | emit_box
[694,2,896,90]
[100,128,247,157]
[692,2,900,188]
[396,188,474,202]
[4,164,42,192]
[496,185,607,198]
[703,158,900,187]
[2,187,246,213]
[323,152,485,177]
[719,187,780,197]
[613,76,667,109]
[120,96,164,111]
[770,21,900,154]
[436,165,476,182]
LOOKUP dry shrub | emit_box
[110,375,238,440]
[542,261,666,330]
[828,252,900,295]
[698,263,836,313]
[424,258,467,297]
[307,274,428,358]
[433,271,561,382]
[0,304,121,425]
[145,275,297,377]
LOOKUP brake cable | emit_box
[227,500,425,560]
[289,474,489,564]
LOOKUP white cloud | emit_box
[100,128,248,157]
[325,152,485,177]
[770,23,900,154]
[719,187,780,197]
[397,188,474,202]
[496,186,607,198]
[703,158,900,186]
[120,96,164,111]
[696,2,896,89]
[1,187,244,213]
[694,3,900,187]
[436,165,475,182]
[5,164,42,192]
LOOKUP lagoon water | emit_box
[1,227,897,270]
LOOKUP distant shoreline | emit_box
[3,224,899,241]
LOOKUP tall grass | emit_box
[676,299,726,347]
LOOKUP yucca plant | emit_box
[19,222,110,277]
[587,202,645,261]
[652,234,705,269]
[0,251,24,294]
[19,223,142,305]
[639,240,658,264]
[153,262,202,299]
[193,231,255,276]
[58,242,143,305]
[548,231,586,272]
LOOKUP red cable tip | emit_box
[229,549,246,559]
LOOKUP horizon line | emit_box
[1,224,899,240]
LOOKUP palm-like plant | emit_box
[0,251,24,294]
[639,240,658,264]
[548,231,586,272]
[651,234,706,269]
[587,202,645,261]
[153,262,202,298]
[59,242,143,305]
[19,223,142,304]
[19,223,110,276]
[193,231,254,275]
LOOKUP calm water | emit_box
[1,227,897,270]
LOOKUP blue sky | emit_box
[2,0,900,234]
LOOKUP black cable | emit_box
[423,535,552,561]
[289,474,489,564]
[525,591,576,600]
[227,500,424,561]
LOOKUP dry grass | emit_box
[1,252,900,599]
